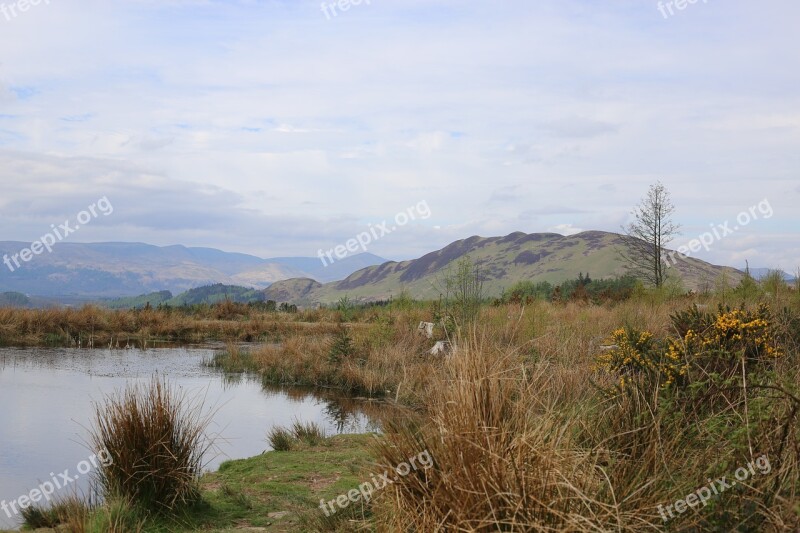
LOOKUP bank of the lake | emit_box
[2,433,375,532]
[0,346,382,532]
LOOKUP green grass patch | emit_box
[175,433,375,532]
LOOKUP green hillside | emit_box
[267,231,744,305]
[105,285,267,308]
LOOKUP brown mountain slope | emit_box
[262,278,322,304]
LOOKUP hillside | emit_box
[262,278,323,306]
[105,285,270,308]
[271,231,745,304]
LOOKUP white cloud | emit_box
[546,224,583,236]
[0,0,797,268]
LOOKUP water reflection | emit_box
[0,346,382,530]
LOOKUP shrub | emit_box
[291,420,327,445]
[21,494,93,532]
[590,303,799,531]
[90,377,212,513]
[328,325,355,363]
[597,304,783,396]
[595,326,686,390]
[267,426,294,451]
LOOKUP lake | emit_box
[0,346,378,530]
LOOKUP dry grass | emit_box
[0,304,352,347]
[366,295,800,532]
[90,377,214,513]
[7,288,800,531]
[372,332,659,531]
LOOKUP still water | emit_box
[0,346,377,530]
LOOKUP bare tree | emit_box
[620,181,681,287]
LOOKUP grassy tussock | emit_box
[90,377,213,513]
[290,420,327,445]
[267,426,295,451]
[21,493,93,531]
[267,420,328,450]
[374,335,630,531]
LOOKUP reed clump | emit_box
[267,426,295,451]
[89,377,213,513]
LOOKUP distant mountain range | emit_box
[0,231,761,306]
[0,241,385,298]
[265,230,747,305]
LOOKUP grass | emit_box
[267,421,327,452]
[267,427,295,451]
[290,421,327,446]
[367,295,800,530]
[186,433,375,532]
[0,304,351,347]
[90,377,213,513]
[19,493,93,530]
[224,284,799,531]
[204,343,260,374]
[10,435,374,532]
[8,279,800,531]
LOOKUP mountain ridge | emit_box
[0,241,385,298]
[264,230,746,305]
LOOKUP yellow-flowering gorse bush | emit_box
[595,326,686,389]
[597,304,783,394]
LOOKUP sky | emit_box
[0,0,798,271]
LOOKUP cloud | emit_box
[521,205,588,216]
[488,185,523,204]
[542,118,618,139]
[546,224,583,236]
[0,1,796,268]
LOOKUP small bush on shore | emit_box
[267,426,294,451]
[90,377,213,513]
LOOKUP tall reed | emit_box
[90,377,213,513]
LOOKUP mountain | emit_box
[746,268,795,282]
[0,291,77,308]
[262,278,323,303]
[0,291,31,307]
[266,231,746,305]
[230,263,310,288]
[0,241,385,299]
